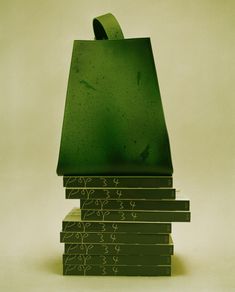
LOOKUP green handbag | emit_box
[57,13,173,176]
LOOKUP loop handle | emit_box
[93,13,124,40]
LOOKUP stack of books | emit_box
[60,176,190,276]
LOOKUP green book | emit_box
[64,240,174,255]
[63,208,171,233]
[63,254,171,266]
[81,199,189,211]
[81,209,191,222]
[66,187,175,200]
[63,176,173,188]
[60,232,169,244]
[63,264,171,276]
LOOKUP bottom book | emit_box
[63,264,171,276]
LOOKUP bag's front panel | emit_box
[57,38,173,175]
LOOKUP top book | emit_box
[56,13,173,176]
[63,176,173,188]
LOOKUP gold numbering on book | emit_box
[98,233,104,243]
[113,178,119,187]
[112,223,118,232]
[115,245,120,254]
[101,178,108,187]
[102,256,107,265]
[100,223,106,232]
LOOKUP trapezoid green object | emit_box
[57,14,173,176]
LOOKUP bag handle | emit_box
[93,13,124,40]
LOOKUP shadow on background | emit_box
[40,255,62,275]
[172,254,187,276]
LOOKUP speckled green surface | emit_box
[57,37,173,175]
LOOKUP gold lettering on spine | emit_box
[112,223,118,232]
[110,233,117,243]
[113,256,119,264]
[116,190,122,198]
[130,201,136,210]
[98,233,104,243]
[102,256,107,265]
[112,266,118,275]
[113,178,119,187]
[115,245,120,254]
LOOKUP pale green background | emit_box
[0,0,234,291]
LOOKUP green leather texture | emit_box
[57,14,173,176]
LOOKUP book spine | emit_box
[63,176,173,188]
[81,210,191,222]
[63,254,171,266]
[80,199,189,211]
[63,264,171,276]
[66,188,176,200]
[62,221,172,233]
[60,232,169,244]
[64,243,174,255]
